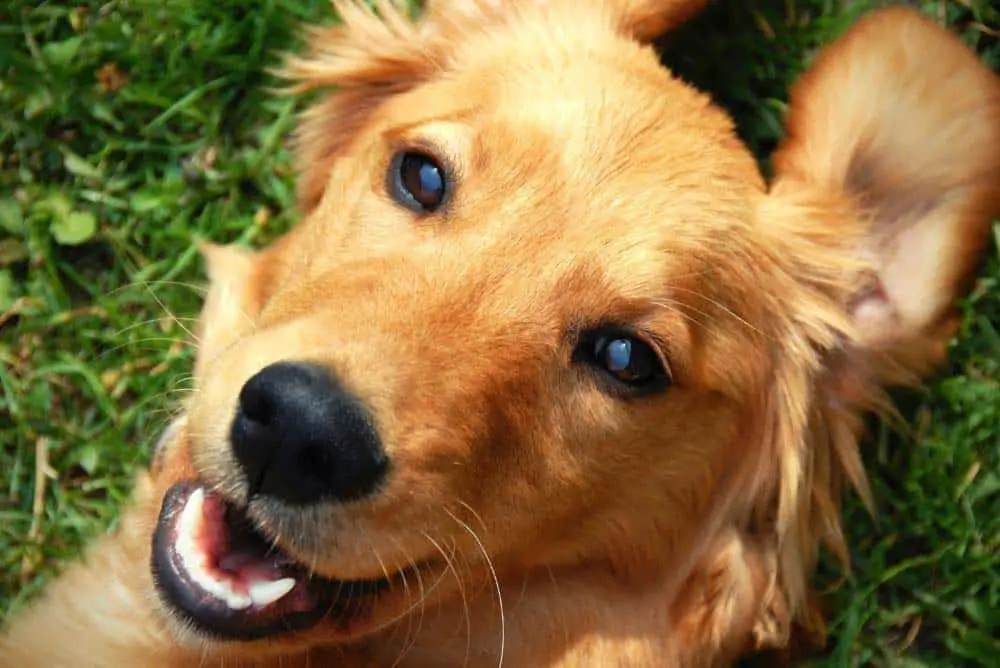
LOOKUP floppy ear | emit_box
[609,0,710,41]
[771,5,1000,383]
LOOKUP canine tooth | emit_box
[175,487,255,609]
[189,565,252,610]
[223,591,253,610]
[248,578,297,607]
[175,488,204,565]
[186,487,205,517]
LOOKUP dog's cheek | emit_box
[148,416,187,475]
[670,532,775,662]
[147,418,199,490]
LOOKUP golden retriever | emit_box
[2,1,999,666]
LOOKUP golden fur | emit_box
[3,1,999,666]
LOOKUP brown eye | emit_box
[390,151,448,213]
[575,327,672,397]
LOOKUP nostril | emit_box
[230,414,268,497]
[237,374,277,426]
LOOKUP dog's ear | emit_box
[750,7,1000,651]
[607,0,709,42]
[194,242,268,380]
[770,6,1000,383]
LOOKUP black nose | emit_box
[231,361,388,505]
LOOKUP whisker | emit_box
[95,338,195,361]
[382,534,422,666]
[380,536,416,658]
[648,297,710,329]
[357,525,398,646]
[104,279,208,298]
[423,530,472,668]
[546,566,571,652]
[402,538,428,667]
[666,285,764,336]
[452,499,489,539]
[367,542,451,637]
[444,506,504,668]
[366,531,394,584]
[141,383,197,402]
[133,277,202,345]
[111,315,202,337]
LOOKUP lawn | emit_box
[1,0,998,665]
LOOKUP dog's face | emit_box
[146,0,1000,659]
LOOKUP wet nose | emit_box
[230,361,388,505]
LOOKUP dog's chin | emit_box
[150,480,414,643]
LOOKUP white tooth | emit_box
[187,487,205,516]
[248,578,297,607]
[174,487,253,610]
[223,592,253,610]
[189,563,252,610]
[175,489,204,566]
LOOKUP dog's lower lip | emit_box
[150,480,389,641]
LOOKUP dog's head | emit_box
[148,0,1000,659]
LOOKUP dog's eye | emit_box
[390,151,448,213]
[576,328,672,396]
[595,336,664,385]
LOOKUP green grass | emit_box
[0,1,997,665]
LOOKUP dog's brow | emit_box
[381,107,480,144]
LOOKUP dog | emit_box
[2,1,999,666]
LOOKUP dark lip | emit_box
[150,480,387,641]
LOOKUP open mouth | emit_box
[151,481,390,640]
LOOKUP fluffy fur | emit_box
[3,1,999,666]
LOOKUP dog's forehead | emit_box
[385,47,765,241]
[398,61,763,279]
[455,48,755,176]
